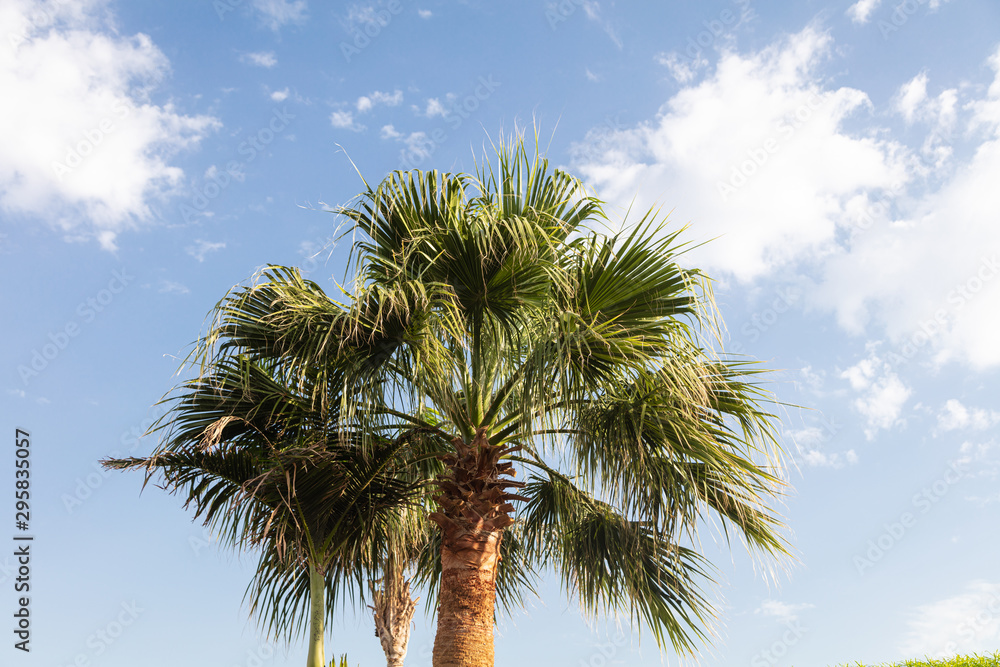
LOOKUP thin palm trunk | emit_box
[306,565,326,667]
[430,429,522,667]
[370,576,419,667]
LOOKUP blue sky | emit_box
[2,0,1000,665]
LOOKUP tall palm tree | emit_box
[198,134,791,667]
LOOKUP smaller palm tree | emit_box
[104,344,433,667]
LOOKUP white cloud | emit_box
[937,399,1000,432]
[654,51,706,84]
[576,30,1000,371]
[755,600,815,624]
[788,424,857,468]
[800,449,839,467]
[900,581,1000,659]
[580,1,621,49]
[251,0,307,30]
[840,350,912,439]
[572,26,909,283]
[330,110,364,132]
[418,9,432,19]
[240,51,277,68]
[893,73,958,163]
[159,280,190,295]
[381,130,437,165]
[585,68,600,83]
[895,72,928,124]
[270,88,290,102]
[186,239,226,262]
[423,98,447,118]
[956,439,1000,479]
[403,131,434,160]
[816,48,1000,369]
[344,2,399,31]
[0,0,218,251]
[356,89,403,113]
[846,0,883,24]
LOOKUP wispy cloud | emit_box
[937,399,1000,432]
[240,51,277,68]
[380,124,402,140]
[900,581,1000,659]
[756,600,815,624]
[186,239,226,263]
[251,0,307,30]
[356,90,403,113]
[159,280,190,295]
[846,0,883,24]
[330,110,364,132]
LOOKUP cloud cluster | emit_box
[937,399,1000,432]
[572,25,1000,371]
[0,0,217,250]
[330,89,403,132]
[840,350,912,440]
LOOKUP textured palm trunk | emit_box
[430,428,525,667]
[306,565,326,667]
[370,576,419,667]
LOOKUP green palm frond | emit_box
[519,472,716,654]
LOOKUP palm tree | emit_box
[198,134,791,667]
[103,339,439,667]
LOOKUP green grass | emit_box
[839,653,1000,667]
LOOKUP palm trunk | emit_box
[429,428,525,667]
[306,565,326,667]
[370,576,419,667]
